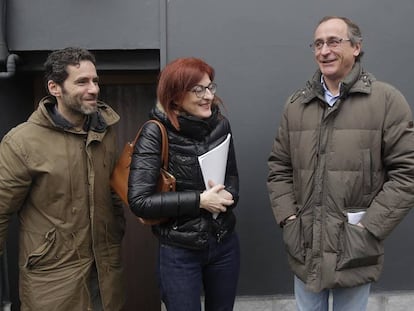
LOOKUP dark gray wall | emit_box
[8,0,160,50]
[2,0,414,298]
[165,0,414,295]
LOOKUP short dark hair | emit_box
[44,47,96,87]
[317,16,364,61]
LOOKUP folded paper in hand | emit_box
[347,211,366,225]
[198,134,231,219]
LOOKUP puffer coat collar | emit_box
[150,103,222,141]
[296,61,376,105]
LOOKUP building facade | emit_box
[1,0,414,310]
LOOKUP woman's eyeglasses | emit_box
[191,83,217,98]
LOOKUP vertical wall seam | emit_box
[159,0,167,69]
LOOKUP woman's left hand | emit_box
[199,181,234,214]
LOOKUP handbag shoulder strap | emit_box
[148,120,169,170]
[132,120,169,170]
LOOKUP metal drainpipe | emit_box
[0,0,19,79]
[0,53,19,78]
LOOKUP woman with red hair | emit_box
[128,57,240,310]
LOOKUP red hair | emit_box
[157,57,217,130]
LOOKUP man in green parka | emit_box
[267,16,414,310]
[0,47,125,310]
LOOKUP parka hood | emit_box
[28,96,120,133]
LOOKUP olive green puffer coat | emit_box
[268,62,414,292]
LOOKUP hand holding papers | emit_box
[198,134,231,218]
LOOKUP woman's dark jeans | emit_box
[158,232,240,311]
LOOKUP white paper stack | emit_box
[198,133,231,219]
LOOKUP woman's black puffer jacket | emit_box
[128,104,239,250]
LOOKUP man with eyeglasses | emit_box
[267,16,414,310]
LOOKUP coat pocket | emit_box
[283,218,305,264]
[336,223,383,270]
[24,228,56,269]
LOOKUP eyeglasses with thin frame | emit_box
[309,37,352,52]
[190,82,217,98]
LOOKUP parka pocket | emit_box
[283,217,305,264]
[24,228,56,269]
[336,222,383,270]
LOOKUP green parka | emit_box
[0,96,125,310]
[267,62,414,292]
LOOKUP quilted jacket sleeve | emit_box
[362,85,414,240]
[128,122,200,219]
[267,100,298,225]
[223,130,239,209]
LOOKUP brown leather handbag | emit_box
[110,119,175,225]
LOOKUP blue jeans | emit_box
[294,276,370,311]
[90,263,103,310]
[158,232,240,311]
